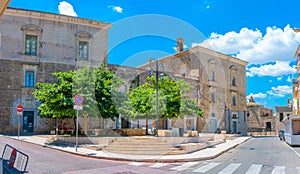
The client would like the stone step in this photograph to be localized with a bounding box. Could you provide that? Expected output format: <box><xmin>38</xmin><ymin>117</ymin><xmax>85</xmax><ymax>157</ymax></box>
<box><xmin>110</xmin><ymin>142</ymin><xmax>171</xmax><ymax>146</ymax></box>
<box><xmin>113</xmin><ymin>139</ymin><xmax>168</xmax><ymax>143</ymax></box>
<box><xmin>103</xmin><ymin>148</ymin><xmax>184</xmax><ymax>155</ymax></box>
<box><xmin>107</xmin><ymin>144</ymin><xmax>173</xmax><ymax>148</ymax></box>
<box><xmin>104</xmin><ymin>146</ymin><xmax>179</xmax><ymax>151</ymax></box>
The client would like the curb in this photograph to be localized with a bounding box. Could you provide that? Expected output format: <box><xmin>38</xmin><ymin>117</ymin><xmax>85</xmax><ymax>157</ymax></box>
<box><xmin>5</xmin><ymin>136</ymin><xmax>251</xmax><ymax>163</ymax></box>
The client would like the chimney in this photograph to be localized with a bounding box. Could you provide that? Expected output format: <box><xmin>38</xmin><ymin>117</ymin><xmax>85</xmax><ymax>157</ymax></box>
<box><xmin>176</xmin><ymin>38</ymin><xmax>184</xmax><ymax>53</ymax></box>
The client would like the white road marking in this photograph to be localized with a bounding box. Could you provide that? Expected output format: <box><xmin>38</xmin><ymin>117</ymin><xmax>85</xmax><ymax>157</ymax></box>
<box><xmin>218</xmin><ymin>163</ymin><xmax>241</xmax><ymax>174</ymax></box>
<box><xmin>296</xmin><ymin>167</ymin><xmax>300</xmax><ymax>174</ymax></box>
<box><xmin>170</xmin><ymin>162</ymin><xmax>199</xmax><ymax>171</ymax></box>
<box><xmin>272</xmin><ymin>166</ymin><xmax>285</xmax><ymax>174</ymax></box>
<box><xmin>192</xmin><ymin>162</ymin><xmax>220</xmax><ymax>173</ymax></box>
<box><xmin>245</xmin><ymin>164</ymin><xmax>263</xmax><ymax>174</ymax></box>
<box><xmin>149</xmin><ymin>163</ymin><xmax>169</xmax><ymax>168</ymax></box>
<box><xmin>129</xmin><ymin>162</ymin><xmax>144</xmax><ymax>166</ymax></box>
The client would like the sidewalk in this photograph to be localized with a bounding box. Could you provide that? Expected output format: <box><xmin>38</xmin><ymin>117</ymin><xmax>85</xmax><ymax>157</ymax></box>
<box><xmin>7</xmin><ymin>135</ymin><xmax>250</xmax><ymax>162</ymax></box>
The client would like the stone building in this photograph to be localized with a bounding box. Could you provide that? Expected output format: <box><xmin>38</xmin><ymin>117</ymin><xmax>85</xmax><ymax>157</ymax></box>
<box><xmin>0</xmin><ymin>7</ymin><xmax>248</xmax><ymax>135</ymax></box>
<box><xmin>0</xmin><ymin>7</ymin><xmax>111</xmax><ymax>133</ymax></box>
<box><xmin>275</xmin><ymin>106</ymin><xmax>292</xmax><ymax>133</ymax></box>
<box><xmin>139</xmin><ymin>39</ymin><xmax>248</xmax><ymax>135</ymax></box>
<box><xmin>247</xmin><ymin>99</ymin><xmax>275</xmax><ymax>132</ymax></box>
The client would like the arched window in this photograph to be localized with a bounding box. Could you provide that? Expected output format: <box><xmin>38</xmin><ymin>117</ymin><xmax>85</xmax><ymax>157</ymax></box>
<box><xmin>211</xmin><ymin>71</ymin><xmax>215</xmax><ymax>81</ymax></box>
<box><xmin>230</xmin><ymin>65</ymin><xmax>237</xmax><ymax>86</ymax></box>
<box><xmin>232</xmin><ymin>76</ymin><xmax>236</xmax><ymax>86</ymax></box>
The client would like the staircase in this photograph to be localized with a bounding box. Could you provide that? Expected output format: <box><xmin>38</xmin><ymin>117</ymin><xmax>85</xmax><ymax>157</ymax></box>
<box><xmin>103</xmin><ymin>137</ymin><xmax>184</xmax><ymax>155</ymax></box>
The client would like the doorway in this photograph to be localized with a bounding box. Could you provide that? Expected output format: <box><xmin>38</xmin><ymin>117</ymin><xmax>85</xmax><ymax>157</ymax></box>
<box><xmin>266</xmin><ymin>122</ymin><xmax>271</xmax><ymax>131</ymax></box>
<box><xmin>232</xmin><ymin>120</ymin><xmax>238</xmax><ymax>134</ymax></box>
<box><xmin>23</xmin><ymin>111</ymin><xmax>34</xmax><ymax>133</ymax></box>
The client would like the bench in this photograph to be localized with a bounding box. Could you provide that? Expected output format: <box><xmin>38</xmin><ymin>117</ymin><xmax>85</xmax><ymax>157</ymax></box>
<box><xmin>1</xmin><ymin>144</ymin><xmax>29</xmax><ymax>174</ymax></box>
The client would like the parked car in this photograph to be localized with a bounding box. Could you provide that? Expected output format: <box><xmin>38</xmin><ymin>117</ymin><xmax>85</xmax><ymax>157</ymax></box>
<box><xmin>279</xmin><ymin>130</ymin><xmax>285</xmax><ymax>141</ymax></box>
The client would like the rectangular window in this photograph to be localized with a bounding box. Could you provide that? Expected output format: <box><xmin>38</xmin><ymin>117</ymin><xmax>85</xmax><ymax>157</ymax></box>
<box><xmin>232</xmin><ymin>96</ymin><xmax>236</xmax><ymax>106</ymax></box>
<box><xmin>79</xmin><ymin>41</ymin><xmax>89</xmax><ymax>60</ymax></box>
<box><xmin>25</xmin><ymin>35</ymin><xmax>37</xmax><ymax>56</ymax></box>
<box><xmin>25</xmin><ymin>71</ymin><xmax>35</xmax><ymax>87</ymax></box>
<box><xmin>279</xmin><ymin>113</ymin><xmax>284</xmax><ymax>122</ymax></box>
<box><xmin>211</xmin><ymin>92</ymin><xmax>215</xmax><ymax>103</ymax></box>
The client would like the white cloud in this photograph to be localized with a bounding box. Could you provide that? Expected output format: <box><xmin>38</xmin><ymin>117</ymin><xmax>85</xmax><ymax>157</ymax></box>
<box><xmin>247</xmin><ymin>92</ymin><xmax>267</xmax><ymax>99</ymax></box>
<box><xmin>58</xmin><ymin>1</ymin><xmax>77</xmax><ymax>17</ymax></box>
<box><xmin>193</xmin><ymin>25</ymin><xmax>300</xmax><ymax>65</ymax></box>
<box><xmin>277</xmin><ymin>77</ymin><xmax>282</xmax><ymax>81</ymax></box>
<box><xmin>267</xmin><ymin>85</ymin><xmax>292</xmax><ymax>97</ymax></box>
<box><xmin>108</xmin><ymin>5</ymin><xmax>123</xmax><ymax>13</ymax></box>
<box><xmin>246</xmin><ymin>61</ymin><xmax>296</xmax><ymax>77</ymax></box>
<box><xmin>287</xmin><ymin>76</ymin><xmax>293</xmax><ymax>82</ymax></box>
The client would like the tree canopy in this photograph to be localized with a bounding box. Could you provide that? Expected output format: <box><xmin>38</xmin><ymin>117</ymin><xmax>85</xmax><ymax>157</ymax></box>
<box><xmin>33</xmin><ymin>64</ymin><xmax>119</xmax><ymax>120</ymax></box>
<box><xmin>126</xmin><ymin>75</ymin><xmax>203</xmax><ymax>120</ymax></box>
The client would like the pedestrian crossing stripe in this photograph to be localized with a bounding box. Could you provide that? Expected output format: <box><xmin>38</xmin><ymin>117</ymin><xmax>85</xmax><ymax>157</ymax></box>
<box><xmin>129</xmin><ymin>162</ymin><xmax>300</xmax><ymax>174</ymax></box>
<box><xmin>218</xmin><ymin>163</ymin><xmax>241</xmax><ymax>174</ymax></box>
<box><xmin>192</xmin><ymin>162</ymin><xmax>220</xmax><ymax>173</ymax></box>
<box><xmin>245</xmin><ymin>164</ymin><xmax>262</xmax><ymax>174</ymax></box>
<box><xmin>128</xmin><ymin>162</ymin><xmax>144</xmax><ymax>166</ymax></box>
<box><xmin>170</xmin><ymin>162</ymin><xmax>199</xmax><ymax>171</ymax></box>
<box><xmin>149</xmin><ymin>163</ymin><xmax>169</xmax><ymax>168</ymax></box>
<box><xmin>272</xmin><ymin>166</ymin><xmax>285</xmax><ymax>174</ymax></box>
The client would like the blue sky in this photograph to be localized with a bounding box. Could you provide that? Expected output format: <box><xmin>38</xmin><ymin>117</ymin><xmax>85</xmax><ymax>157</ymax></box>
<box><xmin>8</xmin><ymin>0</ymin><xmax>300</xmax><ymax>111</ymax></box>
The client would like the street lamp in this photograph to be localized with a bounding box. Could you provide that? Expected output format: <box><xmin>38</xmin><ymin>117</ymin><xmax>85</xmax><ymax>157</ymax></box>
<box><xmin>147</xmin><ymin>57</ymin><xmax>166</xmax><ymax>136</ymax></box>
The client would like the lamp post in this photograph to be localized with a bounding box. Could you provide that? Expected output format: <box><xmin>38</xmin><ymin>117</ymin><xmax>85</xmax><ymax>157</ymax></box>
<box><xmin>147</xmin><ymin>58</ymin><xmax>164</xmax><ymax>137</ymax></box>
<box><xmin>155</xmin><ymin>60</ymin><xmax>159</xmax><ymax>136</ymax></box>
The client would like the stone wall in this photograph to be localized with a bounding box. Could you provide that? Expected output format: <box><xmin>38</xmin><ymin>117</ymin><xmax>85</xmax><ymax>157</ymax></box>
<box><xmin>139</xmin><ymin>47</ymin><xmax>247</xmax><ymax>133</ymax></box>
<box><xmin>247</xmin><ymin>104</ymin><xmax>275</xmax><ymax>132</ymax></box>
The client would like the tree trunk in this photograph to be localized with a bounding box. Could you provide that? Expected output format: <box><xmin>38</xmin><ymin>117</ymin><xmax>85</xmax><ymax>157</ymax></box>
<box><xmin>83</xmin><ymin>113</ymin><xmax>88</xmax><ymax>135</ymax></box>
<box><xmin>146</xmin><ymin>117</ymin><xmax>148</xmax><ymax>135</ymax></box>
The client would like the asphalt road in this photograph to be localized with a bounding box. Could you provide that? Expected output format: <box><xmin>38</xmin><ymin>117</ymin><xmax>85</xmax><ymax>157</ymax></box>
<box><xmin>179</xmin><ymin>136</ymin><xmax>300</xmax><ymax>174</ymax></box>
<box><xmin>0</xmin><ymin>136</ymin><xmax>176</xmax><ymax>174</ymax></box>
<box><xmin>1</xmin><ymin>136</ymin><xmax>300</xmax><ymax>174</ymax></box>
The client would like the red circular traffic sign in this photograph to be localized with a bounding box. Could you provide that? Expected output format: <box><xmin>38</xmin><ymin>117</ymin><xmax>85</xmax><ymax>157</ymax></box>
<box><xmin>16</xmin><ymin>105</ymin><xmax>23</xmax><ymax>113</ymax></box>
<box><xmin>74</xmin><ymin>95</ymin><xmax>83</xmax><ymax>106</ymax></box>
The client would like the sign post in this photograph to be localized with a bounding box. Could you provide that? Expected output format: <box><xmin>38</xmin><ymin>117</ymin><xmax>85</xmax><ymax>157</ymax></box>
<box><xmin>74</xmin><ymin>95</ymin><xmax>83</xmax><ymax>152</ymax></box>
<box><xmin>16</xmin><ymin>105</ymin><xmax>23</xmax><ymax>139</ymax></box>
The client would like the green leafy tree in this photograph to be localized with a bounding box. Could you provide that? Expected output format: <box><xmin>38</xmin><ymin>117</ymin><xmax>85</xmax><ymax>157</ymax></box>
<box><xmin>33</xmin><ymin>64</ymin><xmax>120</xmax><ymax>132</ymax></box>
<box><xmin>128</xmin><ymin>75</ymin><xmax>202</xmax><ymax>131</ymax></box>
<box><xmin>33</xmin><ymin>71</ymin><xmax>74</xmax><ymax>119</ymax></box>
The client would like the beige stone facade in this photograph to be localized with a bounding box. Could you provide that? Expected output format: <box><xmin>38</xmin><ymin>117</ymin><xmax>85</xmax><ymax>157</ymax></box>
<box><xmin>0</xmin><ymin>8</ymin><xmax>111</xmax><ymax>134</ymax></box>
<box><xmin>247</xmin><ymin>101</ymin><xmax>275</xmax><ymax>132</ymax></box>
<box><xmin>275</xmin><ymin>106</ymin><xmax>292</xmax><ymax>133</ymax></box>
<box><xmin>139</xmin><ymin>45</ymin><xmax>248</xmax><ymax>135</ymax></box>
<box><xmin>0</xmin><ymin>7</ymin><xmax>248</xmax><ymax>135</ymax></box>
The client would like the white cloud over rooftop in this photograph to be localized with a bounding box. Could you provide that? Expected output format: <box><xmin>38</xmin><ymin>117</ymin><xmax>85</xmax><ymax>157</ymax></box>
<box><xmin>267</xmin><ymin>85</ymin><xmax>292</xmax><ymax>97</ymax></box>
<box><xmin>246</xmin><ymin>61</ymin><xmax>296</xmax><ymax>77</ymax></box>
<box><xmin>194</xmin><ymin>25</ymin><xmax>300</xmax><ymax>65</ymax></box>
<box><xmin>108</xmin><ymin>5</ymin><xmax>123</xmax><ymax>13</ymax></box>
<box><xmin>58</xmin><ymin>1</ymin><xmax>77</xmax><ymax>17</ymax></box>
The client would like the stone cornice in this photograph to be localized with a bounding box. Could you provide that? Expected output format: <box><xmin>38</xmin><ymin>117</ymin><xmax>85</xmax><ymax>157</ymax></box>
<box><xmin>0</xmin><ymin>0</ymin><xmax>10</xmax><ymax>17</ymax></box>
<box><xmin>4</xmin><ymin>7</ymin><xmax>112</xmax><ymax>29</ymax></box>
<box><xmin>139</xmin><ymin>45</ymin><xmax>248</xmax><ymax>68</ymax></box>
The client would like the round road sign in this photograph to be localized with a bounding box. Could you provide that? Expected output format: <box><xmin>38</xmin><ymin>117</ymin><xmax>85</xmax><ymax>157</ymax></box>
<box><xmin>16</xmin><ymin>105</ymin><xmax>23</xmax><ymax>113</ymax></box>
<box><xmin>74</xmin><ymin>95</ymin><xmax>83</xmax><ymax>106</ymax></box>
